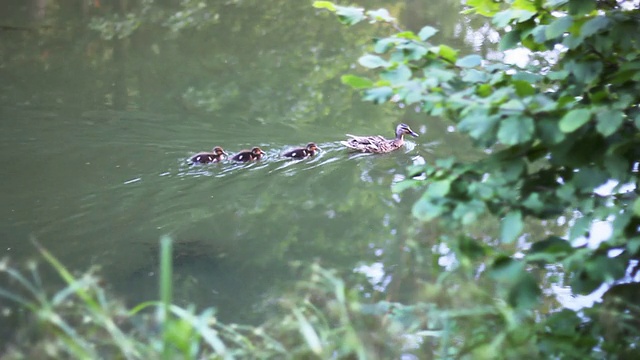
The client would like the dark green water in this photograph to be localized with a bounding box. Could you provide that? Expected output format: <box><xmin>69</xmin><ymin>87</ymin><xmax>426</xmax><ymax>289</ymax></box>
<box><xmin>0</xmin><ymin>0</ymin><xmax>481</xmax><ymax>324</ymax></box>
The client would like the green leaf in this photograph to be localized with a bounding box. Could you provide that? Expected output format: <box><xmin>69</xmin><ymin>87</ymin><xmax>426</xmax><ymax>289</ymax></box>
<box><xmin>335</xmin><ymin>5</ymin><xmax>365</xmax><ymax>25</ymax></box>
<box><xmin>366</xmin><ymin>8</ymin><xmax>394</xmax><ymax>22</ymax></box>
<box><xmin>508</xmin><ymin>273</ymin><xmax>541</xmax><ymax>309</ymax></box>
<box><xmin>513</xmin><ymin>80</ymin><xmax>535</xmax><ymax>97</ymax></box>
<box><xmin>501</xmin><ymin>211</ymin><xmax>523</xmax><ymax>243</ymax></box>
<box><xmin>537</xmin><ymin>119</ymin><xmax>566</xmax><ymax>144</ymax></box>
<box><xmin>436</xmin><ymin>45</ymin><xmax>458</xmax><ymax>63</ymax></box>
<box><xmin>312</xmin><ymin>1</ymin><xmax>336</xmax><ymax>11</ymax></box>
<box><xmin>380</xmin><ymin>64</ymin><xmax>412</xmax><ymax>84</ymax></box>
<box><xmin>341</xmin><ymin>75</ymin><xmax>373</xmax><ymax>89</ymax></box>
<box><xmin>490</xmin><ymin>256</ymin><xmax>525</xmax><ymax>281</ymax></box>
<box><xmin>528</xmin><ymin>236</ymin><xmax>573</xmax><ymax>262</ymax></box>
<box><xmin>394</xmin><ymin>32</ymin><xmax>418</xmax><ymax>41</ymax></box>
<box><xmin>568</xmin><ymin>0</ymin><xmax>596</xmax><ymax>16</ymax></box>
<box><xmin>462</xmin><ymin>69</ymin><xmax>489</xmax><ymax>83</ymax></box>
<box><xmin>412</xmin><ymin>196</ymin><xmax>444</xmax><ymax>221</ymax></box>
<box><xmin>456</xmin><ymin>54</ymin><xmax>482</xmax><ymax>68</ymax></box>
<box><xmin>392</xmin><ymin>179</ymin><xmax>422</xmax><ymax>193</ymax></box>
<box><xmin>426</xmin><ymin>180</ymin><xmax>452</xmax><ymax>198</ymax></box>
<box><xmin>569</xmin><ymin>215</ymin><xmax>591</xmax><ymax>241</ymax></box>
<box><xmin>581</xmin><ymin>16</ymin><xmax>609</xmax><ymax>38</ymax></box>
<box><xmin>358</xmin><ymin>54</ymin><xmax>389</xmax><ymax>69</ymax></box>
<box><xmin>559</xmin><ymin>109</ymin><xmax>591</xmax><ymax>133</ymax></box>
<box><xmin>595</xmin><ymin>109</ymin><xmax>624</xmax><ymax>137</ymax></box>
<box><xmin>513</xmin><ymin>0</ymin><xmax>537</xmax><ymax>12</ymax></box>
<box><xmin>374</xmin><ymin>38</ymin><xmax>397</xmax><ymax>54</ymax></box>
<box><xmin>545</xmin><ymin>16</ymin><xmax>573</xmax><ymax>39</ymax></box>
<box><xmin>418</xmin><ymin>26</ymin><xmax>438</xmax><ymax>41</ymax></box>
<box><xmin>493</xmin><ymin>9</ymin><xmax>535</xmax><ymax>27</ymax></box>
<box><xmin>458</xmin><ymin>112</ymin><xmax>499</xmax><ymax>145</ymax></box>
<box><xmin>497</xmin><ymin>116</ymin><xmax>535</xmax><ymax>145</ymax></box>
<box><xmin>499</xmin><ymin>31</ymin><xmax>521</xmax><ymax>50</ymax></box>
<box><xmin>363</xmin><ymin>87</ymin><xmax>393</xmax><ymax>104</ymax></box>
<box><xmin>567</xmin><ymin>60</ymin><xmax>602</xmax><ymax>84</ymax></box>
<box><xmin>466</xmin><ymin>0</ymin><xmax>501</xmax><ymax>16</ymax></box>
<box><xmin>633</xmin><ymin>198</ymin><xmax>640</xmax><ymax>217</ymax></box>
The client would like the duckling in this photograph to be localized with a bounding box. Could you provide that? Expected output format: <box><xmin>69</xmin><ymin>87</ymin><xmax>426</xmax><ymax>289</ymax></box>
<box><xmin>283</xmin><ymin>143</ymin><xmax>320</xmax><ymax>159</ymax></box>
<box><xmin>189</xmin><ymin>146</ymin><xmax>227</xmax><ymax>164</ymax></box>
<box><xmin>232</xmin><ymin>147</ymin><xmax>265</xmax><ymax>162</ymax></box>
<box><xmin>341</xmin><ymin>123</ymin><xmax>418</xmax><ymax>153</ymax></box>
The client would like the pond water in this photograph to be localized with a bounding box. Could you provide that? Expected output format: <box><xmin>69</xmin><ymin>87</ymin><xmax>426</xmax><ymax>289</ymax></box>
<box><xmin>0</xmin><ymin>0</ymin><xmax>482</xmax><ymax>327</ymax></box>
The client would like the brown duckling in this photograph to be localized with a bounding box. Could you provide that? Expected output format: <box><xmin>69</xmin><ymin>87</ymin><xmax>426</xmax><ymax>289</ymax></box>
<box><xmin>232</xmin><ymin>147</ymin><xmax>266</xmax><ymax>162</ymax></box>
<box><xmin>189</xmin><ymin>146</ymin><xmax>228</xmax><ymax>164</ymax></box>
<box><xmin>283</xmin><ymin>143</ymin><xmax>320</xmax><ymax>159</ymax></box>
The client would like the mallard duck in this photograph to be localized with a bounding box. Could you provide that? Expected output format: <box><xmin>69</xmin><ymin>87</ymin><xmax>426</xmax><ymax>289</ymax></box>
<box><xmin>283</xmin><ymin>143</ymin><xmax>320</xmax><ymax>159</ymax></box>
<box><xmin>189</xmin><ymin>146</ymin><xmax>228</xmax><ymax>164</ymax></box>
<box><xmin>341</xmin><ymin>123</ymin><xmax>418</xmax><ymax>153</ymax></box>
<box><xmin>232</xmin><ymin>147</ymin><xmax>266</xmax><ymax>162</ymax></box>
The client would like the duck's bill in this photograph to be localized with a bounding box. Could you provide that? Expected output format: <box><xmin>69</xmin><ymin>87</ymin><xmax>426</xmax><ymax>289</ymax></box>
<box><xmin>409</xmin><ymin>130</ymin><xmax>419</xmax><ymax>137</ymax></box>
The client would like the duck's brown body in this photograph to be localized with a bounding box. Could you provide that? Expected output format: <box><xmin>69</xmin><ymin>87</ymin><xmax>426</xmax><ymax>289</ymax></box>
<box><xmin>232</xmin><ymin>147</ymin><xmax>265</xmax><ymax>162</ymax></box>
<box><xmin>283</xmin><ymin>143</ymin><xmax>320</xmax><ymax>159</ymax></box>
<box><xmin>341</xmin><ymin>123</ymin><xmax>418</xmax><ymax>153</ymax></box>
<box><xmin>189</xmin><ymin>146</ymin><xmax>227</xmax><ymax>164</ymax></box>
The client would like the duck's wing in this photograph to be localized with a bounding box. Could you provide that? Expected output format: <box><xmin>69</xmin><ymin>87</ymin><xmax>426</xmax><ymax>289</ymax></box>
<box><xmin>345</xmin><ymin>134</ymin><xmax>385</xmax><ymax>144</ymax></box>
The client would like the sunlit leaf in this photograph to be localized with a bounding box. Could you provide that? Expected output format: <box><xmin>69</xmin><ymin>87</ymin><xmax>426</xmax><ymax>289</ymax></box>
<box><xmin>335</xmin><ymin>5</ymin><xmax>365</xmax><ymax>25</ymax></box>
<box><xmin>312</xmin><ymin>1</ymin><xmax>336</xmax><ymax>11</ymax></box>
<box><xmin>559</xmin><ymin>109</ymin><xmax>591</xmax><ymax>133</ymax></box>
<box><xmin>466</xmin><ymin>0</ymin><xmax>501</xmax><ymax>16</ymax></box>
<box><xmin>358</xmin><ymin>54</ymin><xmax>389</xmax><ymax>69</ymax></box>
<box><xmin>500</xmin><ymin>211</ymin><xmax>523</xmax><ymax>243</ymax></box>
<box><xmin>436</xmin><ymin>45</ymin><xmax>458</xmax><ymax>63</ymax></box>
<box><xmin>366</xmin><ymin>8</ymin><xmax>394</xmax><ymax>22</ymax></box>
<box><xmin>418</xmin><ymin>26</ymin><xmax>438</xmax><ymax>41</ymax></box>
<box><xmin>341</xmin><ymin>75</ymin><xmax>373</xmax><ymax>89</ymax></box>
<box><xmin>513</xmin><ymin>80</ymin><xmax>535</xmax><ymax>97</ymax></box>
<box><xmin>456</xmin><ymin>54</ymin><xmax>482</xmax><ymax>68</ymax></box>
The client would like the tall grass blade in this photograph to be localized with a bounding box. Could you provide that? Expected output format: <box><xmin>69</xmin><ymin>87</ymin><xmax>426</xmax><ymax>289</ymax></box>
<box><xmin>292</xmin><ymin>307</ymin><xmax>323</xmax><ymax>355</ymax></box>
<box><xmin>159</xmin><ymin>236</ymin><xmax>173</xmax><ymax>360</ymax></box>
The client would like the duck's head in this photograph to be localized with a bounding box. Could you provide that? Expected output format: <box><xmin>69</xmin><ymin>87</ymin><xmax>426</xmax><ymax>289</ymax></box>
<box><xmin>251</xmin><ymin>147</ymin><xmax>266</xmax><ymax>156</ymax></box>
<box><xmin>397</xmin><ymin>123</ymin><xmax>419</xmax><ymax>137</ymax></box>
<box><xmin>306</xmin><ymin>143</ymin><xmax>320</xmax><ymax>153</ymax></box>
<box><xmin>213</xmin><ymin>146</ymin><xmax>228</xmax><ymax>156</ymax></box>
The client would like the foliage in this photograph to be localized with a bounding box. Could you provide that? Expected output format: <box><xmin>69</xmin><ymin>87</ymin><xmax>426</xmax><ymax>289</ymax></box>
<box><xmin>315</xmin><ymin>0</ymin><xmax>640</xmax><ymax>357</ymax></box>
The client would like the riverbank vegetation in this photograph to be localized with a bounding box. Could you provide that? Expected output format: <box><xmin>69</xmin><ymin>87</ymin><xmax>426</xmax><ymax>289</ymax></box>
<box><xmin>3</xmin><ymin>0</ymin><xmax>640</xmax><ymax>358</ymax></box>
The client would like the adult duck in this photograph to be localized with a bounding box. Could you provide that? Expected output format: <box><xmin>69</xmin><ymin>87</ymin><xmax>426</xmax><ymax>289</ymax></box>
<box><xmin>232</xmin><ymin>147</ymin><xmax>266</xmax><ymax>162</ymax></box>
<box><xmin>283</xmin><ymin>143</ymin><xmax>320</xmax><ymax>159</ymax></box>
<box><xmin>341</xmin><ymin>123</ymin><xmax>418</xmax><ymax>153</ymax></box>
<box><xmin>189</xmin><ymin>146</ymin><xmax>227</xmax><ymax>164</ymax></box>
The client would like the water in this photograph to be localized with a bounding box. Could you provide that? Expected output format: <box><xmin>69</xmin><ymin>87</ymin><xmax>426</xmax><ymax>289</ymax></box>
<box><xmin>0</xmin><ymin>0</ymin><xmax>479</xmax><ymax>326</ymax></box>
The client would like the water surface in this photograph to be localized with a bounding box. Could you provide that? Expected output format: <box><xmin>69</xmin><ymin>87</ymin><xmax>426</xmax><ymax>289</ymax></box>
<box><xmin>0</xmin><ymin>0</ymin><xmax>480</xmax><ymax>325</ymax></box>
